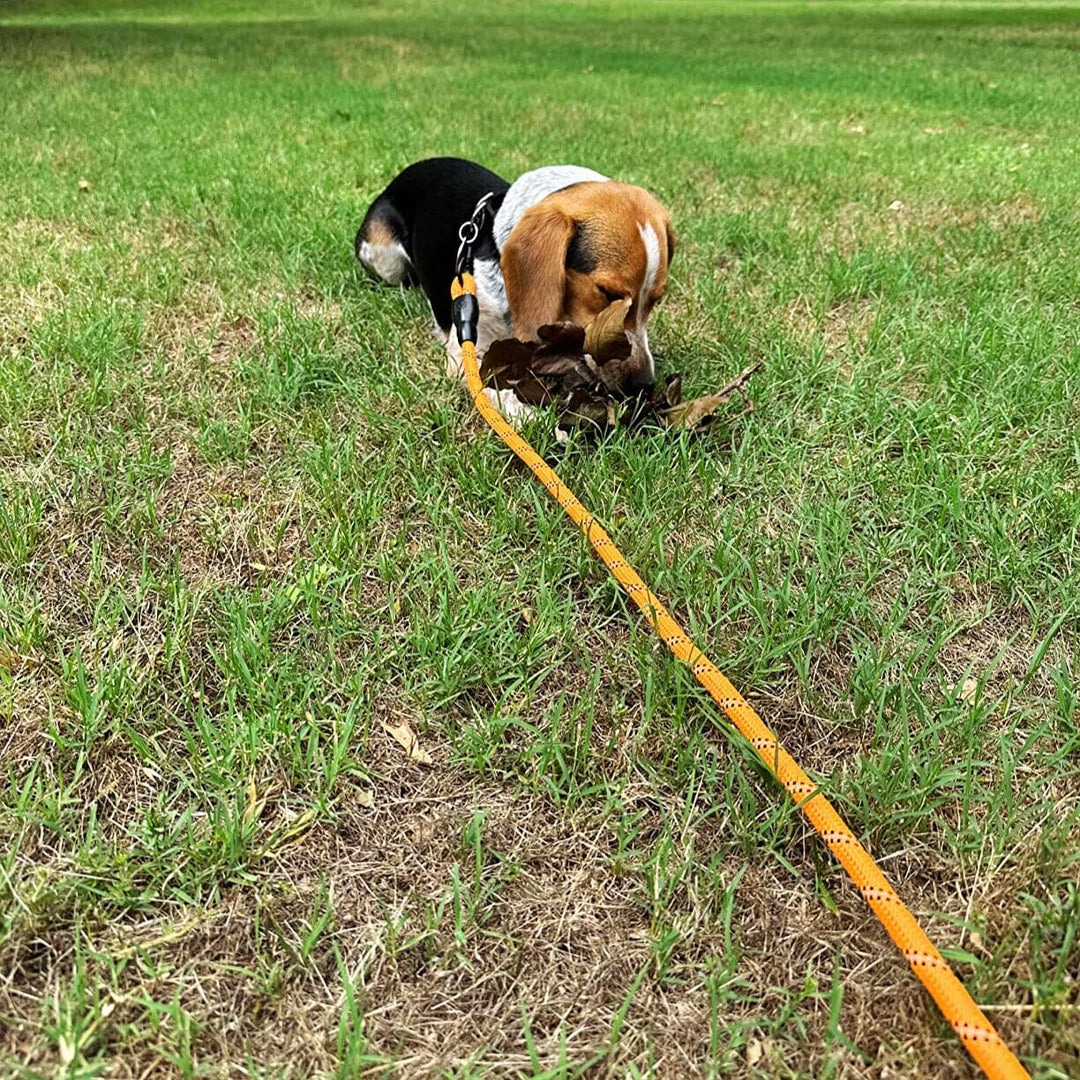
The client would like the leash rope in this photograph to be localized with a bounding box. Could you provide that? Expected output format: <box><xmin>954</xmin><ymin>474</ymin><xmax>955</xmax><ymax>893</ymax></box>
<box><xmin>451</xmin><ymin>272</ymin><xmax>1032</xmax><ymax>1080</ymax></box>
<box><xmin>448</xmin><ymin>253</ymin><xmax>1028</xmax><ymax>1080</ymax></box>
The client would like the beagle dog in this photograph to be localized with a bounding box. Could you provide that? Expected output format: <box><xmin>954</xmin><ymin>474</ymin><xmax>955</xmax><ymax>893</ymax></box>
<box><xmin>356</xmin><ymin>157</ymin><xmax>674</xmax><ymax>420</ymax></box>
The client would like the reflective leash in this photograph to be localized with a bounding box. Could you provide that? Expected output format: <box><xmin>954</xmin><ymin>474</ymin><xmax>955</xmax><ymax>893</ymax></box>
<box><xmin>449</xmin><ymin>199</ymin><xmax>1029</xmax><ymax>1080</ymax></box>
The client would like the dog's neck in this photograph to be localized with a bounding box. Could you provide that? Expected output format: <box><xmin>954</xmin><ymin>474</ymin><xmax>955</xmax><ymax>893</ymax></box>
<box><xmin>493</xmin><ymin>165</ymin><xmax>609</xmax><ymax>252</ymax></box>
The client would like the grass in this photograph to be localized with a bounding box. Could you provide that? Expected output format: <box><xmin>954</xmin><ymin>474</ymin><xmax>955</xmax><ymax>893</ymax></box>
<box><xmin>1</xmin><ymin>0</ymin><xmax>1079</xmax><ymax>1076</ymax></box>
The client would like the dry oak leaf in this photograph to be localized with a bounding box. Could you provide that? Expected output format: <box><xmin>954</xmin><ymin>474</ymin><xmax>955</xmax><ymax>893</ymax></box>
<box><xmin>583</xmin><ymin>297</ymin><xmax>632</xmax><ymax>362</ymax></box>
<box><xmin>380</xmin><ymin>717</ymin><xmax>433</xmax><ymax>765</ymax></box>
<box><xmin>479</xmin><ymin>337</ymin><xmax>553</xmax><ymax>405</ymax></box>
<box><xmin>659</xmin><ymin>362</ymin><xmax>760</xmax><ymax>432</ymax></box>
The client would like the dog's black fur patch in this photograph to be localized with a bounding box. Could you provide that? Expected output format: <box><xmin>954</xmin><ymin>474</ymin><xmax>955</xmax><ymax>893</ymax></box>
<box><xmin>565</xmin><ymin>223</ymin><xmax>598</xmax><ymax>275</ymax></box>
<box><xmin>357</xmin><ymin>157</ymin><xmax>509</xmax><ymax>330</ymax></box>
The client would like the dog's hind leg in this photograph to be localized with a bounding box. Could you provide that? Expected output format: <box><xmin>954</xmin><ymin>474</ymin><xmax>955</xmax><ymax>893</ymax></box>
<box><xmin>356</xmin><ymin>203</ymin><xmax>414</xmax><ymax>285</ymax></box>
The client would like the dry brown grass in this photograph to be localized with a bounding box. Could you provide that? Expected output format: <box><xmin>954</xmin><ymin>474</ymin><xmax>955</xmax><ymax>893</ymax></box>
<box><xmin>816</xmin><ymin>193</ymin><xmax>1042</xmax><ymax>257</ymax></box>
<box><xmin>3</xmin><ymin>752</ymin><xmax>1035</xmax><ymax>1079</ymax></box>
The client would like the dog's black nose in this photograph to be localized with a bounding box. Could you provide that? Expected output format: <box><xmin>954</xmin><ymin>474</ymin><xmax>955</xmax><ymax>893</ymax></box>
<box><xmin>626</xmin><ymin>374</ymin><xmax>656</xmax><ymax>396</ymax></box>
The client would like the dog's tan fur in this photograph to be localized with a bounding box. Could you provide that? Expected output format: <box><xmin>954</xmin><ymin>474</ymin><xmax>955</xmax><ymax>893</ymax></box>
<box><xmin>501</xmin><ymin>181</ymin><xmax>673</xmax><ymax>387</ymax></box>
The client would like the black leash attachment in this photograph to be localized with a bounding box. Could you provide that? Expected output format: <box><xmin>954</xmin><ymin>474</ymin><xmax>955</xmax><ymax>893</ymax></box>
<box><xmin>452</xmin><ymin>192</ymin><xmax>494</xmax><ymax>345</ymax></box>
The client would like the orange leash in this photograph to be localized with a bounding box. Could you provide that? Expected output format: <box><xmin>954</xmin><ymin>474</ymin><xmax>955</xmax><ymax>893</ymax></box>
<box><xmin>450</xmin><ymin>270</ymin><xmax>1029</xmax><ymax>1080</ymax></box>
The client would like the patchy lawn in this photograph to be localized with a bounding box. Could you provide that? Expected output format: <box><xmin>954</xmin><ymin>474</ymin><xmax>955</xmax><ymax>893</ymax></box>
<box><xmin>0</xmin><ymin>1</ymin><xmax>1078</xmax><ymax>1077</ymax></box>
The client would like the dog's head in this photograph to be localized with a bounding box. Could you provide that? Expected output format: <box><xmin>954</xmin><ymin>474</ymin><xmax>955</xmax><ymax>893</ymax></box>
<box><xmin>500</xmin><ymin>181</ymin><xmax>674</xmax><ymax>391</ymax></box>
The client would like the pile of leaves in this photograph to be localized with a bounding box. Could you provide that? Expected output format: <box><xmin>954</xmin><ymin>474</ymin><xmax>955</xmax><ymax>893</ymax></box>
<box><xmin>479</xmin><ymin>298</ymin><xmax>759</xmax><ymax>435</ymax></box>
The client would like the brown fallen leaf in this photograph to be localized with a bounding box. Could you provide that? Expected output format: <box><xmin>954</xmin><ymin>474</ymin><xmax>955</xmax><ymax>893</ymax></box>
<box><xmin>0</xmin><ymin>650</ymin><xmax>41</xmax><ymax>674</ymax></box>
<box><xmin>583</xmin><ymin>298</ymin><xmax>632</xmax><ymax>362</ymax></box>
<box><xmin>380</xmin><ymin>717</ymin><xmax>433</xmax><ymax>765</ymax></box>
<box><xmin>660</xmin><ymin>391</ymin><xmax>733</xmax><ymax>431</ymax></box>
<box><xmin>662</xmin><ymin>373</ymin><xmax>682</xmax><ymax>407</ymax></box>
<box><xmin>559</xmin><ymin>387</ymin><xmax>612</xmax><ymax>431</ymax></box>
<box><xmin>746</xmin><ymin>1037</ymin><xmax>764</xmax><ymax>1066</ymax></box>
<box><xmin>959</xmin><ymin>676</ymin><xmax>978</xmax><ymax>703</ymax></box>
<box><xmin>77</xmin><ymin>178</ymin><xmax>92</xmax><ymax>191</ymax></box>
<box><xmin>480</xmin><ymin>311</ymin><xmax>628</xmax><ymax>418</ymax></box>
<box><xmin>536</xmin><ymin>321</ymin><xmax>586</xmax><ymax>355</ymax></box>
<box><xmin>479</xmin><ymin>312</ymin><xmax>759</xmax><ymax>436</ymax></box>
<box><xmin>533</xmin><ymin>352</ymin><xmax>590</xmax><ymax>380</ymax></box>
<box><xmin>479</xmin><ymin>337</ymin><xmax>554</xmax><ymax>405</ymax></box>
<box><xmin>659</xmin><ymin>362</ymin><xmax>761</xmax><ymax>432</ymax></box>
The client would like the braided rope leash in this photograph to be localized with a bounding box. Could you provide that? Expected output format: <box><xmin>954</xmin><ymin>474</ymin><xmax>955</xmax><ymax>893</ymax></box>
<box><xmin>450</xmin><ymin>269</ymin><xmax>1029</xmax><ymax>1080</ymax></box>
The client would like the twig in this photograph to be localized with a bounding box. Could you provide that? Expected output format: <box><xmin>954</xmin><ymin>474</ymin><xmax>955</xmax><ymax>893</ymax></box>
<box><xmin>705</xmin><ymin>360</ymin><xmax>762</xmax><ymax>419</ymax></box>
<box><xmin>717</xmin><ymin>360</ymin><xmax>762</xmax><ymax>414</ymax></box>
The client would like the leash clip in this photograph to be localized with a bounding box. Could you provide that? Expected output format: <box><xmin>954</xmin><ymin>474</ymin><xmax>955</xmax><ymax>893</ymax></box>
<box><xmin>453</xmin><ymin>191</ymin><xmax>494</xmax><ymax>343</ymax></box>
<box><xmin>455</xmin><ymin>191</ymin><xmax>495</xmax><ymax>277</ymax></box>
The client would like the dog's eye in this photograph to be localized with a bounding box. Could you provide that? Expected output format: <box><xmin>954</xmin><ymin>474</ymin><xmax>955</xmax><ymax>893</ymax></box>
<box><xmin>598</xmin><ymin>286</ymin><xmax>623</xmax><ymax>304</ymax></box>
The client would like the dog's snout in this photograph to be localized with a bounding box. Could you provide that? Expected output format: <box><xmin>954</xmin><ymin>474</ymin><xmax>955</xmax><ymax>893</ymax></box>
<box><xmin>625</xmin><ymin>338</ymin><xmax>655</xmax><ymax>395</ymax></box>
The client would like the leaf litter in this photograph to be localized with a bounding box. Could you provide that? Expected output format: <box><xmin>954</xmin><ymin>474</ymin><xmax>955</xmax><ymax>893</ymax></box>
<box><xmin>479</xmin><ymin>300</ymin><xmax>760</xmax><ymax>436</ymax></box>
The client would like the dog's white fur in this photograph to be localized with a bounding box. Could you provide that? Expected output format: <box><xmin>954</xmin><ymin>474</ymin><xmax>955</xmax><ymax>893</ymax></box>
<box><xmin>492</xmin><ymin>165</ymin><xmax>608</xmax><ymax>250</ymax></box>
<box><xmin>631</xmin><ymin>220</ymin><xmax>661</xmax><ymax>386</ymax></box>
<box><xmin>357</xmin><ymin>238</ymin><xmax>412</xmax><ymax>286</ymax></box>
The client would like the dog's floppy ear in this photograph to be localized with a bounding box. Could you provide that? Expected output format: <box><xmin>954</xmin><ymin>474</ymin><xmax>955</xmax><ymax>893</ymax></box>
<box><xmin>501</xmin><ymin>202</ymin><xmax>575</xmax><ymax>341</ymax></box>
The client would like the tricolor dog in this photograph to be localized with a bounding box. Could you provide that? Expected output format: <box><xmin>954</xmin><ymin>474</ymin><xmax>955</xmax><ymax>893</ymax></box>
<box><xmin>356</xmin><ymin>157</ymin><xmax>674</xmax><ymax>420</ymax></box>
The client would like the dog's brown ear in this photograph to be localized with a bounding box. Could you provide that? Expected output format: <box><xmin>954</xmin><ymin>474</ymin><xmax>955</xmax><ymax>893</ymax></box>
<box><xmin>664</xmin><ymin>217</ymin><xmax>676</xmax><ymax>264</ymax></box>
<box><xmin>501</xmin><ymin>202</ymin><xmax>575</xmax><ymax>341</ymax></box>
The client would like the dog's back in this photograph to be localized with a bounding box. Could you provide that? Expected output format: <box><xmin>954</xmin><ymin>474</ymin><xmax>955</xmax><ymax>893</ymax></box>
<box><xmin>356</xmin><ymin>157</ymin><xmax>509</xmax><ymax>329</ymax></box>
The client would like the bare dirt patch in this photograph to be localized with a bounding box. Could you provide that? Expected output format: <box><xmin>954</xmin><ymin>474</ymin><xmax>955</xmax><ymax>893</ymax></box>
<box><xmin>3</xmin><ymin>753</ymin><xmax>1028</xmax><ymax>1079</ymax></box>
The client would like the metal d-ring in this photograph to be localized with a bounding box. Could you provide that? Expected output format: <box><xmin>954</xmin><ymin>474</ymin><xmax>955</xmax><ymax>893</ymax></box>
<box><xmin>455</xmin><ymin>191</ymin><xmax>495</xmax><ymax>276</ymax></box>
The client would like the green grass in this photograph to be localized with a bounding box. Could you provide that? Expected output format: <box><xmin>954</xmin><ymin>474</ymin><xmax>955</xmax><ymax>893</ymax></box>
<box><xmin>1</xmin><ymin>0</ymin><xmax>1079</xmax><ymax>1076</ymax></box>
